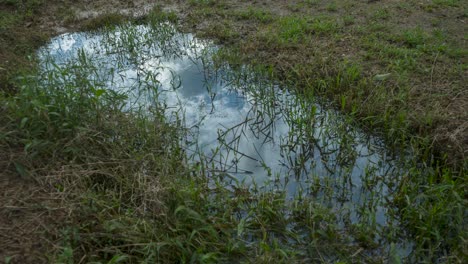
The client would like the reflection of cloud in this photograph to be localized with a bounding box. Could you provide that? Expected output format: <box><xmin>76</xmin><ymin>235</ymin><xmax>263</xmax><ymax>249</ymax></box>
<box><xmin>51</xmin><ymin>33</ymin><xmax>76</xmax><ymax>52</ymax></box>
<box><xmin>39</xmin><ymin>24</ymin><xmax>406</xmax><ymax>228</ymax></box>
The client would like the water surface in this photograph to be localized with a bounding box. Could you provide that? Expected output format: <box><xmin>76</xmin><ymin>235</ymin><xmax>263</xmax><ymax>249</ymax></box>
<box><xmin>38</xmin><ymin>23</ymin><xmax>411</xmax><ymax>256</ymax></box>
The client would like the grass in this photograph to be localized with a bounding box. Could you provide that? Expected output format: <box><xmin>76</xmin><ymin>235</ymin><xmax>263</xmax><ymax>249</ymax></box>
<box><xmin>0</xmin><ymin>43</ymin><xmax>393</xmax><ymax>261</ymax></box>
<box><xmin>234</xmin><ymin>8</ymin><xmax>274</xmax><ymax>24</ymax></box>
<box><xmin>81</xmin><ymin>13</ymin><xmax>128</xmax><ymax>31</ymax></box>
<box><xmin>0</xmin><ymin>0</ymin><xmax>41</xmax><ymax>83</ymax></box>
<box><xmin>432</xmin><ymin>0</ymin><xmax>462</xmax><ymax>7</ymax></box>
<box><xmin>0</xmin><ymin>0</ymin><xmax>466</xmax><ymax>263</ymax></box>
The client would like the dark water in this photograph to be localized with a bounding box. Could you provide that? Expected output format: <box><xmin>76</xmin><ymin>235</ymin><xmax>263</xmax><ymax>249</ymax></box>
<box><xmin>38</xmin><ymin>23</ymin><xmax>412</xmax><ymax>256</ymax></box>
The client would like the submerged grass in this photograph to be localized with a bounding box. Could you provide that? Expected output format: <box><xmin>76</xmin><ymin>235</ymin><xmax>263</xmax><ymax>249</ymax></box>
<box><xmin>185</xmin><ymin>0</ymin><xmax>466</xmax><ymax>164</ymax></box>
<box><xmin>0</xmin><ymin>52</ymin><xmax>386</xmax><ymax>262</ymax></box>
<box><xmin>179</xmin><ymin>7</ymin><xmax>467</xmax><ymax>261</ymax></box>
<box><xmin>0</xmin><ymin>1</ymin><xmax>467</xmax><ymax>263</ymax></box>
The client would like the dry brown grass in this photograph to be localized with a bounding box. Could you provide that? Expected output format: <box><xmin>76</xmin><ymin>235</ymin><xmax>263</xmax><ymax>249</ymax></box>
<box><xmin>0</xmin><ymin>167</ymin><xmax>66</xmax><ymax>263</ymax></box>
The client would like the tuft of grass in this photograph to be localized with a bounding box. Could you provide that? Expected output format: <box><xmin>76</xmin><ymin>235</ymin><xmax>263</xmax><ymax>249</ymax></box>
<box><xmin>0</xmin><ymin>10</ymin><xmax>20</xmax><ymax>29</ymax></box>
<box><xmin>302</xmin><ymin>0</ymin><xmax>320</xmax><ymax>7</ymax></box>
<box><xmin>200</xmin><ymin>19</ymin><xmax>239</xmax><ymax>43</ymax></box>
<box><xmin>147</xmin><ymin>6</ymin><xmax>178</xmax><ymax>24</ymax></box>
<box><xmin>310</xmin><ymin>17</ymin><xmax>341</xmax><ymax>35</ymax></box>
<box><xmin>276</xmin><ymin>16</ymin><xmax>309</xmax><ymax>43</ymax></box>
<box><xmin>400</xmin><ymin>27</ymin><xmax>430</xmax><ymax>48</ymax></box>
<box><xmin>234</xmin><ymin>8</ymin><xmax>274</xmax><ymax>24</ymax></box>
<box><xmin>188</xmin><ymin>0</ymin><xmax>222</xmax><ymax>7</ymax></box>
<box><xmin>343</xmin><ymin>14</ymin><xmax>355</xmax><ymax>26</ymax></box>
<box><xmin>372</xmin><ymin>8</ymin><xmax>391</xmax><ymax>21</ymax></box>
<box><xmin>395</xmin><ymin>165</ymin><xmax>467</xmax><ymax>263</ymax></box>
<box><xmin>431</xmin><ymin>0</ymin><xmax>461</xmax><ymax>7</ymax></box>
<box><xmin>81</xmin><ymin>13</ymin><xmax>128</xmax><ymax>31</ymax></box>
<box><xmin>261</xmin><ymin>15</ymin><xmax>340</xmax><ymax>46</ymax></box>
<box><xmin>326</xmin><ymin>2</ymin><xmax>338</xmax><ymax>12</ymax></box>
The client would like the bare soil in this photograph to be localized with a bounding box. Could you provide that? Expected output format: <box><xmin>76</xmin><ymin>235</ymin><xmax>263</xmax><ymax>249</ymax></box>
<box><xmin>0</xmin><ymin>150</ymin><xmax>66</xmax><ymax>263</ymax></box>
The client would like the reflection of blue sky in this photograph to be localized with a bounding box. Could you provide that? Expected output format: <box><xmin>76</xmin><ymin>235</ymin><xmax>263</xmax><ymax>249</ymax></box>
<box><xmin>38</xmin><ymin>24</ymin><xmax>408</xmax><ymax>229</ymax></box>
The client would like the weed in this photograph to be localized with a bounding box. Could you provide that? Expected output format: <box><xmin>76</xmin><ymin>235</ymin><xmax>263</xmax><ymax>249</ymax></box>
<box><xmin>326</xmin><ymin>2</ymin><xmax>338</xmax><ymax>12</ymax></box>
<box><xmin>343</xmin><ymin>15</ymin><xmax>355</xmax><ymax>26</ymax></box>
<box><xmin>400</xmin><ymin>27</ymin><xmax>430</xmax><ymax>48</ymax></box>
<box><xmin>188</xmin><ymin>0</ymin><xmax>220</xmax><ymax>7</ymax></box>
<box><xmin>147</xmin><ymin>6</ymin><xmax>178</xmax><ymax>25</ymax></box>
<box><xmin>372</xmin><ymin>8</ymin><xmax>391</xmax><ymax>21</ymax></box>
<box><xmin>81</xmin><ymin>13</ymin><xmax>128</xmax><ymax>31</ymax></box>
<box><xmin>310</xmin><ymin>17</ymin><xmax>340</xmax><ymax>35</ymax></box>
<box><xmin>277</xmin><ymin>16</ymin><xmax>309</xmax><ymax>43</ymax></box>
<box><xmin>432</xmin><ymin>0</ymin><xmax>461</xmax><ymax>7</ymax></box>
<box><xmin>234</xmin><ymin>8</ymin><xmax>274</xmax><ymax>24</ymax></box>
<box><xmin>302</xmin><ymin>0</ymin><xmax>320</xmax><ymax>7</ymax></box>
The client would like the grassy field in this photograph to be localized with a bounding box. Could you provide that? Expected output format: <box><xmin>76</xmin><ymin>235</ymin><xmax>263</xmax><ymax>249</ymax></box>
<box><xmin>0</xmin><ymin>0</ymin><xmax>466</xmax><ymax>263</ymax></box>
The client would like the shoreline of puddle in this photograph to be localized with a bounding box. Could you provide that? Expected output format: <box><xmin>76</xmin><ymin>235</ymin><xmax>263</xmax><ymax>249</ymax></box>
<box><xmin>38</xmin><ymin>23</ymin><xmax>414</xmax><ymax>258</ymax></box>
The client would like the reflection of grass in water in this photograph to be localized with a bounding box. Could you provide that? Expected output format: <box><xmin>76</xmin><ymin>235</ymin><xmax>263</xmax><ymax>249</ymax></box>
<box><xmin>2</xmin><ymin>11</ymin><xmax>466</xmax><ymax>264</ymax></box>
<box><xmin>210</xmin><ymin>43</ymin><xmax>466</xmax><ymax>261</ymax></box>
<box><xmin>26</xmin><ymin>22</ymin><xmax>394</xmax><ymax>262</ymax></box>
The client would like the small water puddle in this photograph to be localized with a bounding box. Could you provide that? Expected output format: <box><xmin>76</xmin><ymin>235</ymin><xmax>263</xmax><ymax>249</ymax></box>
<box><xmin>38</xmin><ymin>23</ymin><xmax>413</xmax><ymax>258</ymax></box>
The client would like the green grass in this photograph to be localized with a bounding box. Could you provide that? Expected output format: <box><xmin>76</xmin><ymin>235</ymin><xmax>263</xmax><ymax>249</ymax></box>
<box><xmin>395</xmin><ymin>164</ymin><xmax>467</xmax><ymax>262</ymax></box>
<box><xmin>188</xmin><ymin>0</ymin><xmax>224</xmax><ymax>8</ymax></box>
<box><xmin>326</xmin><ymin>2</ymin><xmax>338</xmax><ymax>12</ymax></box>
<box><xmin>0</xmin><ymin>10</ymin><xmax>20</xmax><ymax>29</ymax></box>
<box><xmin>371</xmin><ymin>8</ymin><xmax>391</xmax><ymax>21</ymax></box>
<box><xmin>81</xmin><ymin>13</ymin><xmax>129</xmax><ymax>31</ymax></box>
<box><xmin>261</xmin><ymin>16</ymin><xmax>340</xmax><ymax>46</ymax></box>
<box><xmin>234</xmin><ymin>8</ymin><xmax>274</xmax><ymax>24</ymax></box>
<box><xmin>432</xmin><ymin>0</ymin><xmax>462</xmax><ymax>7</ymax></box>
<box><xmin>147</xmin><ymin>6</ymin><xmax>178</xmax><ymax>24</ymax></box>
<box><xmin>276</xmin><ymin>16</ymin><xmax>309</xmax><ymax>43</ymax></box>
